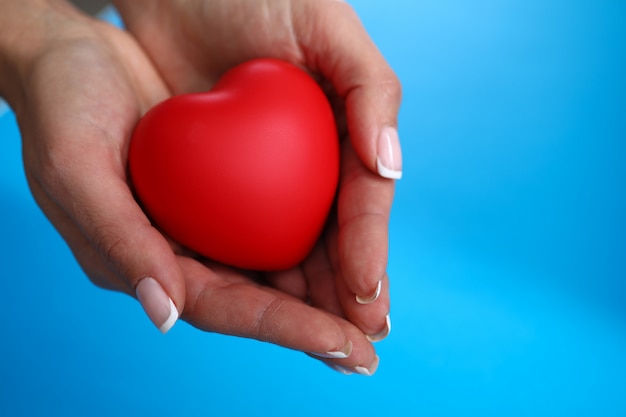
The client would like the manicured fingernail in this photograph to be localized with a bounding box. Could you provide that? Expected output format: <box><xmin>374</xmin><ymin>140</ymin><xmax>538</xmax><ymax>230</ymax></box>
<box><xmin>377</xmin><ymin>126</ymin><xmax>402</xmax><ymax>179</ymax></box>
<box><xmin>354</xmin><ymin>355</ymin><xmax>380</xmax><ymax>377</ymax></box>
<box><xmin>310</xmin><ymin>340</ymin><xmax>353</xmax><ymax>359</ymax></box>
<box><xmin>135</xmin><ymin>277</ymin><xmax>178</xmax><ymax>334</ymax></box>
<box><xmin>366</xmin><ymin>314</ymin><xmax>392</xmax><ymax>343</ymax></box>
<box><xmin>325</xmin><ymin>363</ymin><xmax>354</xmax><ymax>375</ymax></box>
<box><xmin>356</xmin><ymin>280</ymin><xmax>382</xmax><ymax>305</ymax></box>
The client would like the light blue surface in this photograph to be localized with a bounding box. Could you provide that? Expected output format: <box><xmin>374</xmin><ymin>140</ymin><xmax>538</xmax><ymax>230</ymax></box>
<box><xmin>1</xmin><ymin>1</ymin><xmax>625</xmax><ymax>416</ymax></box>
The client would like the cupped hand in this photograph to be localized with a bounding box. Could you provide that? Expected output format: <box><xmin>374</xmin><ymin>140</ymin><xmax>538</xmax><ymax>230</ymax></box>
<box><xmin>0</xmin><ymin>0</ymin><xmax>380</xmax><ymax>374</ymax></box>
<box><xmin>113</xmin><ymin>0</ymin><xmax>403</xmax><ymax>363</ymax></box>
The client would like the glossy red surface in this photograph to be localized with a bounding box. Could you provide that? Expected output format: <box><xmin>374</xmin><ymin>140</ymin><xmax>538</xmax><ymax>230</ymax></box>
<box><xmin>129</xmin><ymin>59</ymin><xmax>339</xmax><ymax>270</ymax></box>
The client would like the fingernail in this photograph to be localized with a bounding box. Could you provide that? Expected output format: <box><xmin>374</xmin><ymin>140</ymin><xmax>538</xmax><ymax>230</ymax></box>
<box><xmin>325</xmin><ymin>363</ymin><xmax>354</xmax><ymax>375</ymax></box>
<box><xmin>354</xmin><ymin>355</ymin><xmax>380</xmax><ymax>377</ymax></box>
<box><xmin>356</xmin><ymin>280</ymin><xmax>382</xmax><ymax>305</ymax></box>
<box><xmin>136</xmin><ymin>277</ymin><xmax>178</xmax><ymax>334</ymax></box>
<box><xmin>366</xmin><ymin>314</ymin><xmax>392</xmax><ymax>343</ymax></box>
<box><xmin>310</xmin><ymin>340</ymin><xmax>353</xmax><ymax>359</ymax></box>
<box><xmin>377</xmin><ymin>126</ymin><xmax>402</xmax><ymax>179</ymax></box>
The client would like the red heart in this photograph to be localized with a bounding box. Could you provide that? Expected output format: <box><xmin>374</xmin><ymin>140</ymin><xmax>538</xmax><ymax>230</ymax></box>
<box><xmin>129</xmin><ymin>59</ymin><xmax>339</xmax><ymax>270</ymax></box>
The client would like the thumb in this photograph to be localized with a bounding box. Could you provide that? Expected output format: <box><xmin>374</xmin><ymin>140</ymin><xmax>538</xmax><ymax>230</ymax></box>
<box><xmin>88</xmin><ymin>179</ymin><xmax>185</xmax><ymax>334</ymax></box>
<box><xmin>301</xmin><ymin>1</ymin><xmax>403</xmax><ymax>179</ymax></box>
<box><xmin>35</xmin><ymin>146</ymin><xmax>185</xmax><ymax>334</ymax></box>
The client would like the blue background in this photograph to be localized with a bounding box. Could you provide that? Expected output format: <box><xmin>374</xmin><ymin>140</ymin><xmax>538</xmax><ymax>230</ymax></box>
<box><xmin>1</xmin><ymin>1</ymin><xmax>625</xmax><ymax>415</ymax></box>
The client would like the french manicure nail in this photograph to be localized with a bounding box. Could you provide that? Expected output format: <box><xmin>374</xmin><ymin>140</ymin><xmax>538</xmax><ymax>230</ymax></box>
<box><xmin>376</xmin><ymin>126</ymin><xmax>402</xmax><ymax>179</ymax></box>
<box><xmin>310</xmin><ymin>340</ymin><xmax>353</xmax><ymax>359</ymax></box>
<box><xmin>354</xmin><ymin>355</ymin><xmax>380</xmax><ymax>377</ymax></box>
<box><xmin>366</xmin><ymin>314</ymin><xmax>392</xmax><ymax>343</ymax></box>
<box><xmin>135</xmin><ymin>277</ymin><xmax>178</xmax><ymax>334</ymax></box>
<box><xmin>325</xmin><ymin>363</ymin><xmax>354</xmax><ymax>375</ymax></box>
<box><xmin>356</xmin><ymin>280</ymin><xmax>382</xmax><ymax>305</ymax></box>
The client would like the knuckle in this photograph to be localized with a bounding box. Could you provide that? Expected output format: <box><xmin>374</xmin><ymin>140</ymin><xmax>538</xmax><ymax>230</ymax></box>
<box><xmin>70</xmin><ymin>238</ymin><xmax>131</xmax><ymax>293</ymax></box>
<box><xmin>252</xmin><ymin>298</ymin><xmax>289</xmax><ymax>343</ymax></box>
<box><xmin>379</xmin><ymin>71</ymin><xmax>402</xmax><ymax>104</ymax></box>
<box><xmin>89</xmin><ymin>224</ymin><xmax>129</xmax><ymax>280</ymax></box>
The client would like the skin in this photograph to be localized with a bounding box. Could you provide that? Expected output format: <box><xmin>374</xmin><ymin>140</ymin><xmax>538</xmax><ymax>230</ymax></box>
<box><xmin>0</xmin><ymin>0</ymin><xmax>401</xmax><ymax>374</ymax></box>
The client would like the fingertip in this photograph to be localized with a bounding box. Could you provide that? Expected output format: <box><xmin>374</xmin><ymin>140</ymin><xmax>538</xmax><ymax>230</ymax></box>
<box><xmin>376</xmin><ymin>126</ymin><xmax>403</xmax><ymax>179</ymax></box>
<box><xmin>345</xmin><ymin>68</ymin><xmax>402</xmax><ymax>179</ymax></box>
<box><xmin>159</xmin><ymin>298</ymin><xmax>179</xmax><ymax>334</ymax></box>
<box><xmin>309</xmin><ymin>340</ymin><xmax>353</xmax><ymax>359</ymax></box>
<box><xmin>136</xmin><ymin>276</ymin><xmax>179</xmax><ymax>334</ymax></box>
<box><xmin>354</xmin><ymin>355</ymin><xmax>380</xmax><ymax>376</ymax></box>
<box><xmin>336</xmin><ymin>272</ymin><xmax>391</xmax><ymax>342</ymax></box>
<box><xmin>355</xmin><ymin>279</ymin><xmax>382</xmax><ymax>305</ymax></box>
<box><xmin>304</xmin><ymin>0</ymin><xmax>402</xmax><ymax>178</ymax></box>
<box><xmin>365</xmin><ymin>314</ymin><xmax>391</xmax><ymax>343</ymax></box>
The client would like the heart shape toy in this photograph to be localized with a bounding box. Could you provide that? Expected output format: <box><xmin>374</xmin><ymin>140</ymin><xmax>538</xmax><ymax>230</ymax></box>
<box><xmin>129</xmin><ymin>59</ymin><xmax>339</xmax><ymax>270</ymax></box>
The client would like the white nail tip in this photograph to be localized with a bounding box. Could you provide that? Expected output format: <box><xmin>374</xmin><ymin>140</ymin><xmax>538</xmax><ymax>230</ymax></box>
<box><xmin>326</xmin><ymin>363</ymin><xmax>353</xmax><ymax>375</ymax></box>
<box><xmin>158</xmin><ymin>298</ymin><xmax>178</xmax><ymax>334</ymax></box>
<box><xmin>366</xmin><ymin>314</ymin><xmax>392</xmax><ymax>343</ymax></box>
<box><xmin>376</xmin><ymin>157</ymin><xmax>402</xmax><ymax>179</ymax></box>
<box><xmin>354</xmin><ymin>366</ymin><xmax>373</xmax><ymax>376</ymax></box>
<box><xmin>310</xmin><ymin>341</ymin><xmax>353</xmax><ymax>359</ymax></box>
<box><xmin>354</xmin><ymin>356</ymin><xmax>380</xmax><ymax>377</ymax></box>
<box><xmin>356</xmin><ymin>280</ymin><xmax>382</xmax><ymax>305</ymax></box>
<box><xmin>313</xmin><ymin>351</ymin><xmax>349</xmax><ymax>359</ymax></box>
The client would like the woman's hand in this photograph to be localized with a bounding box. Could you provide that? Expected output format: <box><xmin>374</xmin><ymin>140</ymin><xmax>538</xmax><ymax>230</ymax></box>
<box><xmin>0</xmin><ymin>0</ymin><xmax>182</xmax><ymax>324</ymax></box>
<box><xmin>113</xmin><ymin>0</ymin><xmax>403</xmax><ymax>358</ymax></box>
<box><xmin>0</xmin><ymin>0</ymin><xmax>384</xmax><ymax>374</ymax></box>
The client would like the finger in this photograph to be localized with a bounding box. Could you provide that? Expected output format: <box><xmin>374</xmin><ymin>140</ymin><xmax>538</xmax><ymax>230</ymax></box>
<box><xmin>27</xmin><ymin>176</ymin><xmax>128</xmax><ymax>293</ymax></box>
<box><xmin>295</xmin><ymin>2</ymin><xmax>398</xmax><ymax>325</ymax></box>
<box><xmin>322</xmin><ymin>203</ymin><xmax>391</xmax><ymax>341</ymax></box>
<box><xmin>33</xmin><ymin>137</ymin><xmax>185</xmax><ymax>334</ymax></box>
<box><xmin>302</xmin><ymin>219</ymin><xmax>343</xmax><ymax>316</ymax></box>
<box><xmin>11</xmin><ymin>11</ymin><xmax>181</xmax><ymax>333</ymax></box>
<box><xmin>306</xmin><ymin>314</ymin><xmax>380</xmax><ymax>376</ymax></box>
<box><xmin>337</xmin><ymin>272</ymin><xmax>391</xmax><ymax>343</ymax></box>
<box><xmin>180</xmin><ymin>257</ymin><xmax>353</xmax><ymax>358</ymax></box>
<box><xmin>264</xmin><ymin>267</ymin><xmax>309</xmax><ymax>301</ymax></box>
<box><xmin>335</xmin><ymin>140</ymin><xmax>394</xmax><ymax>302</ymax></box>
<box><xmin>298</xmin><ymin>0</ymin><xmax>403</xmax><ymax>178</ymax></box>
